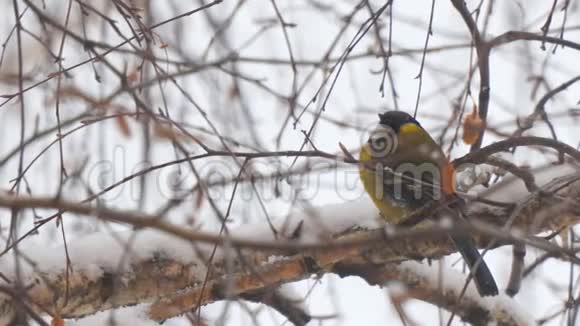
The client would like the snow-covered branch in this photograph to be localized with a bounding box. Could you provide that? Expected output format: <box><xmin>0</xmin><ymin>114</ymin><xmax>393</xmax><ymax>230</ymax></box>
<box><xmin>0</xmin><ymin>166</ymin><xmax>579</xmax><ymax>324</ymax></box>
<box><xmin>334</xmin><ymin>261</ymin><xmax>534</xmax><ymax>325</ymax></box>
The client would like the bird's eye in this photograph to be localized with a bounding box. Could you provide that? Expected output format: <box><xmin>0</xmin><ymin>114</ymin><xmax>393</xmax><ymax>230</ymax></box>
<box><xmin>368</xmin><ymin>125</ymin><xmax>398</xmax><ymax>157</ymax></box>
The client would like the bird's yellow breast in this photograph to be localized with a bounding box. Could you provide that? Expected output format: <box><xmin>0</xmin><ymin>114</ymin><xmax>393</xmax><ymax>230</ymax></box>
<box><xmin>359</xmin><ymin>144</ymin><xmax>408</xmax><ymax>223</ymax></box>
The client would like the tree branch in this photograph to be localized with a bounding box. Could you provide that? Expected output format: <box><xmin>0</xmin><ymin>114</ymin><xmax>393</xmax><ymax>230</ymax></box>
<box><xmin>0</xmin><ymin>170</ymin><xmax>578</xmax><ymax>323</ymax></box>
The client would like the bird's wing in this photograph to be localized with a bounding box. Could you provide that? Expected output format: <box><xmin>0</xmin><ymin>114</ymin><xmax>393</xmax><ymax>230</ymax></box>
<box><xmin>375</xmin><ymin>137</ymin><xmax>449</xmax><ymax>210</ymax></box>
<box><xmin>380</xmin><ymin>163</ymin><xmax>439</xmax><ymax>209</ymax></box>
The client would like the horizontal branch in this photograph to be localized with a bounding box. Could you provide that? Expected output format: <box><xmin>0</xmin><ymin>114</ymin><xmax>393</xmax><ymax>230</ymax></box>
<box><xmin>488</xmin><ymin>30</ymin><xmax>580</xmax><ymax>51</ymax></box>
<box><xmin>333</xmin><ymin>261</ymin><xmax>534</xmax><ymax>325</ymax></box>
<box><xmin>0</xmin><ymin>168</ymin><xmax>578</xmax><ymax>323</ymax></box>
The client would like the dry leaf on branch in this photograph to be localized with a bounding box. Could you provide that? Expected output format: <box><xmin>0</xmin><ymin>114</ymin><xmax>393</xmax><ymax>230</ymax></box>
<box><xmin>462</xmin><ymin>105</ymin><xmax>485</xmax><ymax>145</ymax></box>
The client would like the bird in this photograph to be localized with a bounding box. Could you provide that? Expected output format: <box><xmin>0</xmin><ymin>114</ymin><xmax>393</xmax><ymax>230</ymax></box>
<box><xmin>358</xmin><ymin>110</ymin><xmax>498</xmax><ymax>297</ymax></box>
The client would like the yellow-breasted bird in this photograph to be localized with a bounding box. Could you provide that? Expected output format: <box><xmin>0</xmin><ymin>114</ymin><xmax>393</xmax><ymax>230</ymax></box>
<box><xmin>359</xmin><ymin>111</ymin><xmax>498</xmax><ymax>297</ymax></box>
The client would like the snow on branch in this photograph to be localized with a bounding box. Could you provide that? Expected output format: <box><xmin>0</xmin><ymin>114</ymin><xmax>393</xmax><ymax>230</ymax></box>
<box><xmin>0</xmin><ymin>166</ymin><xmax>579</xmax><ymax>324</ymax></box>
<box><xmin>333</xmin><ymin>261</ymin><xmax>535</xmax><ymax>325</ymax></box>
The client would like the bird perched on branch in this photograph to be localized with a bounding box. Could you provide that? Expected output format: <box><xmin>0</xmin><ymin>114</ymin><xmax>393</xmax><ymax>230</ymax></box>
<box><xmin>358</xmin><ymin>110</ymin><xmax>498</xmax><ymax>297</ymax></box>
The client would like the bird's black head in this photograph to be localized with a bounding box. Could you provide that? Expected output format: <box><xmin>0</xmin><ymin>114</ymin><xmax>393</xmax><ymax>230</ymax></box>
<box><xmin>378</xmin><ymin>111</ymin><xmax>420</xmax><ymax>132</ymax></box>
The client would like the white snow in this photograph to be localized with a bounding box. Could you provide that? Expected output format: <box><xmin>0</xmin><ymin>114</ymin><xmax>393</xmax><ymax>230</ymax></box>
<box><xmin>2</xmin><ymin>162</ymin><xmax>575</xmax><ymax>289</ymax></box>
<box><xmin>0</xmin><ymin>196</ymin><xmax>381</xmax><ymax>288</ymax></box>
<box><xmin>470</xmin><ymin>163</ymin><xmax>579</xmax><ymax>205</ymax></box>
<box><xmin>0</xmin><ymin>229</ymin><xmax>210</xmax><ymax>286</ymax></box>
<box><xmin>66</xmin><ymin>304</ymin><xmax>159</xmax><ymax>326</ymax></box>
<box><xmin>396</xmin><ymin>261</ymin><xmax>535</xmax><ymax>325</ymax></box>
<box><xmin>277</xmin><ymin>283</ymin><xmax>309</xmax><ymax>314</ymax></box>
<box><xmin>1</xmin><ymin>162</ymin><xmax>576</xmax><ymax>324</ymax></box>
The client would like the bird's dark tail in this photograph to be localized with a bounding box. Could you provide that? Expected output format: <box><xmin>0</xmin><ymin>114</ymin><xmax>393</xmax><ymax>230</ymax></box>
<box><xmin>450</xmin><ymin>234</ymin><xmax>499</xmax><ymax>297</ymax></box>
